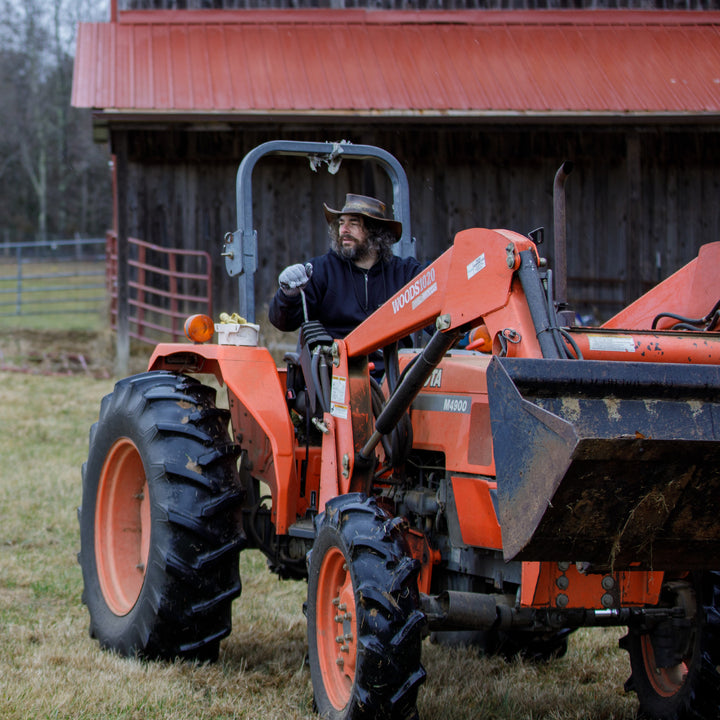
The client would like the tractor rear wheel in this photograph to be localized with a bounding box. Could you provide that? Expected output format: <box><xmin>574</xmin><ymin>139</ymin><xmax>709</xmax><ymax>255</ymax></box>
<box><xmin>307</xmin><ymin>494</ymin><xmax>426</xmax><ymax>720</ymax></box>
<box><xmin>621</xmin><ymin>572</ymin><xmax>720</xmax><ymax>719</ymax></box>
<box><xmin>79</xmin><ymin>371</ymin><xmax>244</xmax><ymax>661</ymax></box>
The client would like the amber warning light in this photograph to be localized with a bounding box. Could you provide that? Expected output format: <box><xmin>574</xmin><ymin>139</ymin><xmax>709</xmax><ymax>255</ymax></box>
<box><xmin>184</xmin><ymin>314</ymin><xmax>215</xmax><ymax>344</ymax></box>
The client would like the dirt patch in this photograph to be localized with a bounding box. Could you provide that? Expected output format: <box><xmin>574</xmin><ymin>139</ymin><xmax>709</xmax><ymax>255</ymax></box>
<box><xmin>0</xmin><ymin>328</ymin><xmax>145</xmax><ymax>378</ymax></box>
<box><xmin>0</xmin><ymin>309</ymin><xmax>297</xmax><ymax>378</ymax></box>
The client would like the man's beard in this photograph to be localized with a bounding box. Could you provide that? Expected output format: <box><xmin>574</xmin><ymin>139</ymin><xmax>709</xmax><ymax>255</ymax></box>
<box><xmin>336</xmin><ymin>235</ymin><xmax>371</xmax><ymax>262</ymax></box>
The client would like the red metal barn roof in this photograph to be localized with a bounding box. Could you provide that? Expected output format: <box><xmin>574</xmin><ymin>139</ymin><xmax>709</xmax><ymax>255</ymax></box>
<box><xmin>72</xmin><ymin>9</ymin><xmax>720</xmax><ymax>120</ymax></box>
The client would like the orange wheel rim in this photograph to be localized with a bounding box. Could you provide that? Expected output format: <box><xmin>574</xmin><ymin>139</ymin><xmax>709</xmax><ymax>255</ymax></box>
<box><xmin>316</xmin><ymin>546</ymin><xmax>357</xmax><ymax>710</ymax></box>
<box><xmin>95</xmin><ymin>438</ymin><xmax>150</xmax><ymax>616</ymax></box>
<box><xmin>640</xmin><ymin>634</ymin><xmax>688</xmax><ymax>697</ymax></box>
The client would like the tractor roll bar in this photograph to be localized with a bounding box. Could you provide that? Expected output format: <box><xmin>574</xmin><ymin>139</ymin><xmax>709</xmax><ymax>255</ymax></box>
<box><xmin>222</xmin><ymin>140</ymin><xmax>415</xmax><ymax>323</ymax></box>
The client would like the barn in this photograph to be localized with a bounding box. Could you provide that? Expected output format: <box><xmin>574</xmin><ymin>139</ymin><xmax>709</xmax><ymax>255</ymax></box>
<box><xmin>72</xmin><ymin>0</ymin><xmax>720</xmax><ymax>351</ymax></box>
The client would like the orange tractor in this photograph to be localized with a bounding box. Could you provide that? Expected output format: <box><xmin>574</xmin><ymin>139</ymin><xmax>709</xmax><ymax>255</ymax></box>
<box><xmin>80</xmin><ymin>141</ymin><xmax>720</xmax><ymax>719</ymax></box>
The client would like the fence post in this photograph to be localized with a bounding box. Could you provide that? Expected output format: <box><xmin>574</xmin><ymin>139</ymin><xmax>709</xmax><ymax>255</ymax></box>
<box><xmin>106</xmin><ymin>231</ymin><xmax>117</xmax><ymax>328</ymax></box>
<box><xmin>15</xmin><ymin>245</ymin><xmax>22</xmax><ymax>316</ymax></box>
<box><xmin>169</xmin><ymin>253</ymin><xmax>179</xmax><ymax>341</ymax></box>
<box><xmin>136</xmin><ymin>245</ymin><xmax>146</xmax><ymax>342</ymax></box>
<box><xmin>114</xmin><ymin>132</ymin><xmax>130</xmax><ymax>376</ymax></box>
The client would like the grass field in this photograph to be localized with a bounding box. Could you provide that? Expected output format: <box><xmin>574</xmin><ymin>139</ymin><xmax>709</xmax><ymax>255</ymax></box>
<box><xmin>0</xmin><ymin>332</ymin><xmax>641</xmax><ymax>719</ymax></box>
<box><xmin>0</xmin><ymin>260</ymin><xmax>106</xmax><ymax>330</ymax></box>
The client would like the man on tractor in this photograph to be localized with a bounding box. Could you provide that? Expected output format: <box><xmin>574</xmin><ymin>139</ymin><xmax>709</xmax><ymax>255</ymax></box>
<box><xmin>268</xmin><ymin>194</ymin><xmax>423</xmax><ymax>362</ymax></box>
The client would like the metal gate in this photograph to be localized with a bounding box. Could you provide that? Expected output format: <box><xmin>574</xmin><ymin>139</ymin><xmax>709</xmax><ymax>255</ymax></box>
<box><xmin>106</xmin><ymin>232</ymin><xmax>213</xmax><ymax>344</ymax></box>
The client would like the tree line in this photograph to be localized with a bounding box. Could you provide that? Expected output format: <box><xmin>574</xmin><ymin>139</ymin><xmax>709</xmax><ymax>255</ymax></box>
<box><xmin>0</xmin><ymin>0</ymin><xmax>112</xmax><ymax>245</ymax></box>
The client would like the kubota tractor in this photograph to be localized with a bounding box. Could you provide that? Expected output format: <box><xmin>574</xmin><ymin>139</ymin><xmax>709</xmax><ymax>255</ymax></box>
<box><xmin>80</xmin><ymin>141</ymin><xmax>720</xmax><ymax>720</ymax></box>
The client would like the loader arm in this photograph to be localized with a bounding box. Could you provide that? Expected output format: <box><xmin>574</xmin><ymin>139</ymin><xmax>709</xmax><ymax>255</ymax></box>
<box><xmin>342</xmin><ymin>226</ymin><xmax>720</xmax><ymax>575</ymax></box>
<box><xmin>344</xmin><ymin>228</ymin><xmax>542</xmax><ymax>358</ymax></box>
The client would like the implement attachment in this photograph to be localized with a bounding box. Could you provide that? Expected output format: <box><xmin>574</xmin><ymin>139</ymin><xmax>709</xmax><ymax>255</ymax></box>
<box><xmin>487</xmin><ymin>357</ymin><xmax>720</xmax><ymax>571</ymax></box>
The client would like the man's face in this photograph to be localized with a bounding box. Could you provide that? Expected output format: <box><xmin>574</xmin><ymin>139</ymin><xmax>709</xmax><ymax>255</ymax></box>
<box><xmin>336</xmin><ymin>214</ymin><xmax>370</xmax><ymax>261</ymax></box>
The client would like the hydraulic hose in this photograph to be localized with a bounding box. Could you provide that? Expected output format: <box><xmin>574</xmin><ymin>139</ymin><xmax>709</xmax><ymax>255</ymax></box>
<box><xmin>517</xmin><ymin>249</ymin><xmax>563</xmax><ymax>359</ymax></box>
<box><xmin>358</xmin><ymin>327</ymin><xmax>461</xmax><ymax>463</ymax></box>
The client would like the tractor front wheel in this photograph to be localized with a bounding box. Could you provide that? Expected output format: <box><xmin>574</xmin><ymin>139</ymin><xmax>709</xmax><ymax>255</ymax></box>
<box><xmin>621</xmin><ymin>572</ymin><xmax>720</xmax><ymax>719</ymax></box>
<box><xmin>79</xmin><ymin>371</ymin><xmax>244</xmax><ymax>661</ymax></box>
<box><xmin>307</xmin><ymin>494</ymin><xmax>426</xmax><ymax>720</ymax></box>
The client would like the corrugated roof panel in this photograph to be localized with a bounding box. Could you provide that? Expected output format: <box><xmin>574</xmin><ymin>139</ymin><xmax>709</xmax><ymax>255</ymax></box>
<box><xmin>203</xmin><ymin>24</ymin><xmax>234</xmax><ymax>109</ymax></box>
<box><xmin>435</xmin><ymin>26</ymin><xmax>486</xmax><ymax>110</ymax></box>
<box><xmin>372</xmin><ymin>27</ymin><xmax>414</xmax><ymax>109</ymax></box>
<box><xmin>238</xmin><ymin>26</ymin><xmax>276</xmax><ymax>109</ymax></box>
<box><xmin>663</xmin><ymin>26</ymin><xmax>720</xmax><ymax>110</ymax></box>
<box><xmin>293</xmin><ymin>26</ymin><xmax>333</xmax><ymax>110</ymax></box>
<box><xmin>166</xmin><ymin>27</ymin><xmax>189</xmax><ymax>107</ymax></box>
<box><xmin>473</xmin><ymin>27</ymin><xmax>532</xmax><ymax>110</ymax></box>
<box><xmin>552</xmin><ymin>27</ymin><xmax>613</xmax><ymax>111</ymax></box>
<box><xmin>303</xmin><ymin>26</ymin><xmax>350</xmax><ymax>110</ymax></box>
<box><xmin>112</xmin><ymin>24</ymin><xmax>127</xmax><ymax>109</ymax></box>
<box><xmin>261</xmin><ymin>27</ymin><xmax>294</xmax><ymax>109</ymax></box>
<box><xmin>525</xmin><ymin>28</ymin><xmax>587</xmax><ymax>111</ymax></box>
<box><xmin>387</xmin><ymin>28</ymin><xmax>431</xmax><ymax>108</ymax></box>
<box><xmin>330</xmin><ymin>25</ymin><xmax>381</xmax><ymax>110</ymax></box>
<box><xmin>280</xmin><ymin>27</ymin><xmax>315</xmax><ymax>109</ymax></box>
<box><xmin>222</xmin><ymin>25</ymin><xmax>256</xmax><ymax>110</ymax></box>
<box><xmin>602</xmin><ymin>28</ymin><xmax>658</xmax><ymax>110</ymax></box>
<box><xmin>575</xmin><ymin>26</ymin><xmax>633</xmax><ymax>111</ymax></box>
<box><xmin>71</xmin><ymin>11</ymin><xmax>720</xmax><ymax>118</ymax></box>
<box><xmin>186</xmin><ymin>27</ymin><xmax>206</xmax><ymax>107</ymax></box>
<box><xmin>84</xmin><ymin>23</ymin><xmax>104</xmax><ymax>108</ymax></box>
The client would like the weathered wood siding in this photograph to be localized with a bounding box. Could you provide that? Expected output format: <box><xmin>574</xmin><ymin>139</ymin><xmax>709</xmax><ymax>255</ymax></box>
<box><xmin>118</xmin><ymin>124</ymin><xmax>720</xmax><ymax>323</ymax></box>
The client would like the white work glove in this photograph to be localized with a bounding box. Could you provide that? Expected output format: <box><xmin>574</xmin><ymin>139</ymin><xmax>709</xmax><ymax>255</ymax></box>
<box><xmin>278</xmin><ymin>263</ymin><xmax>313</xmax><ymax>297</ymax></box>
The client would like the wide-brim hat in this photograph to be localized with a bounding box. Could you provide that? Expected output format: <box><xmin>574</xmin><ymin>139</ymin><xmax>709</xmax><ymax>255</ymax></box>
<box><xmin>323</xmin><ymin>193</ymin><xmax>402</xmax><ymax>241</ymax></box>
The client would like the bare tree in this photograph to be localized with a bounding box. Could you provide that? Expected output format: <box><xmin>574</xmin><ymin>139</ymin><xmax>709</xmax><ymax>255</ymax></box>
<box><xmin>0</xmin><ymin>0</ymin><xmax>110</xmax><ymax>244</ymax></box>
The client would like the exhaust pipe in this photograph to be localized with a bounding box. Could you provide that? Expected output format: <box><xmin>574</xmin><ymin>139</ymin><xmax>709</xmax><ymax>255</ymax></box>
<box><xmin>553</xmin><ymin>161</ymin><xmax>574</xmax><ymax>326</ymax></box>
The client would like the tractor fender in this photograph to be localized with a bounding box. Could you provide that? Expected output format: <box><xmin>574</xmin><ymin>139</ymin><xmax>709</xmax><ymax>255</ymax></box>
<box><xmin>148</xmin><ymin>343</ymin><xmax>299</xmax><ymax>534</ymax></box>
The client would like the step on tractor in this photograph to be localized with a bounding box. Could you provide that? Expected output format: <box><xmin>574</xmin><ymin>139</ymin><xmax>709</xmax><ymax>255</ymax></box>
<box><xmin>80</xmin><ymin>141</ymin><xmax>720</xmax><ymax>720</ymax></box>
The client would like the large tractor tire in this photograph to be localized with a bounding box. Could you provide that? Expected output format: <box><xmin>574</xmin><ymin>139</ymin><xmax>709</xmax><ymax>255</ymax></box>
<box><xmin>307</xmin><ymin>494</ymin><xmax>426</xmax><ymax>720</ymax></box>
<box><xmin>79</xmin><ymin>371</ymin><xmax>244</xmax><ymax>661</ymax></box>
<box><xmin>621</xmin><ymin>572</ymin><xmax>720</xmax><ymax>720</ymax></box>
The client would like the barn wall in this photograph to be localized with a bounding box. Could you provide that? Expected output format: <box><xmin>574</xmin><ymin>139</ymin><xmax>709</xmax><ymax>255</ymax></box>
<box><xmin>116</xmin><ymin>123</ymin><xmax>720</xmax><ymax>323</ymax></box>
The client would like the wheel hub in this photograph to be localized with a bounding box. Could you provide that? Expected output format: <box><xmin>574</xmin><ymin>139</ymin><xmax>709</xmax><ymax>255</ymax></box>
<box><xmin>95</xmin><ymin>437</ymin><xmax>150</xmax><ymax>616</ymax></box>
<box><xmin>316</xmin><ymin>547</ymin><xmax>357</xmax><ymax>710</ymax></box>
<box><xmin>642</xmin><ymin>581</ymin><xmax>697</xmax><ymax>698</ymax></box>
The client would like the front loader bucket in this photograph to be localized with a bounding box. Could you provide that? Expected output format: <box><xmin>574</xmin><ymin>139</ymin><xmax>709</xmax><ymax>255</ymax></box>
<box><xmin>487</xmin><ymin>357</ymin><xmax>720</xmax><ymax>571</ymax></box>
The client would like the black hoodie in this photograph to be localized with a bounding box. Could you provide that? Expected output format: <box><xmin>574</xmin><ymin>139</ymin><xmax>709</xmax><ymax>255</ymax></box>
<box><xmin>269</xmin><ymin>249</ymin><xmax>423</xmax><ymax>338</ymax></box>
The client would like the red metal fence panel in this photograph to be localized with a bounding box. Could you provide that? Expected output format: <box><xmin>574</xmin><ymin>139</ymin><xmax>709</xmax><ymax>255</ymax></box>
<box><xmin>106</xmin><ymin>231</ymin><xmax>213</xmax><ymax>344</ymax></box>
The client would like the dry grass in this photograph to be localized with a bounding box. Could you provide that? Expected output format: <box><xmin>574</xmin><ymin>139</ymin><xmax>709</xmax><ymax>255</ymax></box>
<box><xmin>0</xmin><ymin>331</ymin><xmax>640</xmax><ymax>720</ymax></box>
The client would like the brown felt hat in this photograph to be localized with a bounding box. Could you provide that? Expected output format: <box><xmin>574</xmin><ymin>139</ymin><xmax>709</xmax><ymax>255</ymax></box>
<box><xmin>323</xmin><ymin>194</ymin><xmax>402</xmax><ymax>241</ymax></box>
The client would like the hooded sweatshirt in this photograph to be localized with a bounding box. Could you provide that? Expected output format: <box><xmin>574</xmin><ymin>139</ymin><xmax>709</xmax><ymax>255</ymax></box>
<box><xmin>269</xmin><ymin>250</ymin><xmax>423</xmax><ymax>339</ymax></box>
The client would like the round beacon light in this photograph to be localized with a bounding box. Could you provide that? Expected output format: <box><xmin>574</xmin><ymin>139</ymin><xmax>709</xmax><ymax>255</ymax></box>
<box><xmin>184</xmin><ymin>314</ymin><xmax>214</xmax><ymax>344</ymax></box>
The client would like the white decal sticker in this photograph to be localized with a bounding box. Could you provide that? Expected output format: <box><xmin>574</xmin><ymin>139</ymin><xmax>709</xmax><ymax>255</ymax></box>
<box><xmin>466</xmin><ymin>254</ymin><xmax>486</xmax><ymax>280</ymax></box>
<box><xmin>392</xmin><ymin>267</ymin><xmax>437</xmax><ymax>314</ymax></box>
<box><xmin>423</xmin><ymin>368</ymin><xmax>443</xmax><ymax>389</ymax></box>
<box><xmin>412</xmin><ymin>394</ymin><xmax>472</xmax><ymax>414</ymax></box>
<box><xmin>331</xmin><ymin>402</ymin><xmax>348</xmax><ymax>419</ymax></box>
<box><xmin>588</xmin><ymin>335</ymin><xmax>636</xmax><ymax>353</ymax></box>
<box><xmin>331</xmin><ymin>375</ymin><xmax>347</xmax><ymax>404</ymax></box>
<box><xmin>411</xmin><ymin>282</ymin><xmax>437</xmax><ymax>310</ymax></box>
